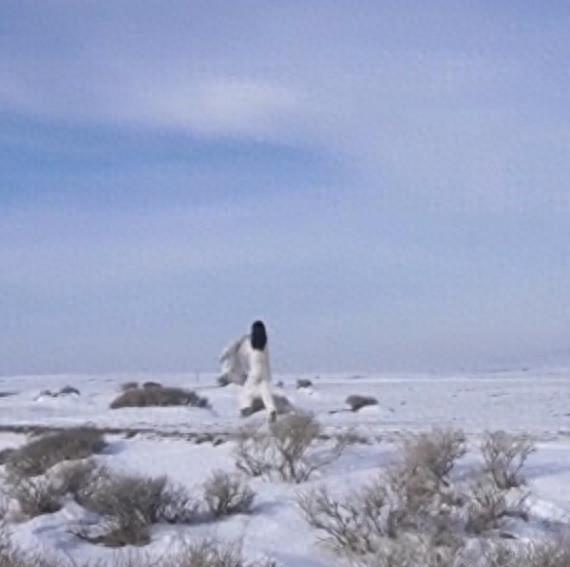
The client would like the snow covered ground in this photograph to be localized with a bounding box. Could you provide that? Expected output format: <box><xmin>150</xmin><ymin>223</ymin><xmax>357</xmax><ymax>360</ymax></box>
<box><xmin>0</xmin><ymin>369</ymin><xmax>569</xmax><ymax>565</ymax></box>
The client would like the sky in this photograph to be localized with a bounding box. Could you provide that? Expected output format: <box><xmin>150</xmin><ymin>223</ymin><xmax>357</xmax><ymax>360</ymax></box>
<box><xmin>1</xmin><ymin>1</ymin><xmax>569</xmax><ymax>375</ymax></box>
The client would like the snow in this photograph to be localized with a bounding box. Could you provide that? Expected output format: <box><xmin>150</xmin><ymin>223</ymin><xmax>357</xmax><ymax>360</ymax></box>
<box><xmin>0</xmin><ymin>369</ymin><xmax>569</xmax><ymax>565</ymax></box>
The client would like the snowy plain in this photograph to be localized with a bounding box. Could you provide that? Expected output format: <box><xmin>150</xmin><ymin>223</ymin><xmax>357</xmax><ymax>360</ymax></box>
<box><xmin>0</xmin><ymin>368</ymin><xmax>569</xmax><ymax>566</ymax></box>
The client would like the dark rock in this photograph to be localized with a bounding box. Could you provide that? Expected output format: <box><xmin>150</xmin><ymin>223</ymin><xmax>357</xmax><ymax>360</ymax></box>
<box><xmin>346</xmin><ymin>395</ymin><xmax>379</xmax><ymax>412</ymax></box>
<box><xmin>59</xmin><ymin>385</ymin><xmax>80</xmax><ymax>396</ymax></box>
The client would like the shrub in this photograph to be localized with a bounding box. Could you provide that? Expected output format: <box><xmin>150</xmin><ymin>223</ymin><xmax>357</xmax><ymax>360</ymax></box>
<box><xmin>299</xmin><ymin>478</ymin><xmax>467</xmax><ymax>563</ymax></box>
<box><xmin>0</xmin><ymin>530</ymin><xmax>276</xmax><ymax>567</ymax></box>
<box><xmin>110</xmin><ymin>387</ymin><xmax>208</xmax><ymax>409</ymax></box>
<box><xmin>0</xmin><ymin>449</ymin><xmax>15</xmax><ymax>466</ymax></box>
<box><xmin>3</xmin><ymin>459</ymin><xmax>97</xmax><ymax>519</ymax></box>
<box><xmin>465</xmin><ymin>478</ymin><xmax>529</xmax><ymax>535</ymax></box>
<box><xmin>299</xmin><ymin>483</ymin><xmax>387</xmax><ymax>555</ymax></box>
<box><xmin>4</xmin><ymin>475</ymin><xmax>63</xmax><ymax>518</ymax></box>
<box><xmin>481</xmin><ymin>431</ymin><xmax>535</xmax><ymax>490</ymax></box>
<box><xmin>482</xmin><ymin>539</ymin><xmax>570</xmax><ymax>567</ymax></box>
<box><xmin>120</xmin><ymin>381</ymin><xmax>139</xmax><ymax>391</ymax></box>
<box><xmin>235</xmin><ymin>413</ymin><xmax>345</xmax><ymax>483</ymax></box>
<box><xmin>52</xmin><ymin>459</ymin><xmax>94</xmax><ymax>497</ymax></box>
<box><xmin>346</xmin><ymin>395</ymin><xmax>378</xmax><ymax>412</ymax></box>
<box><xmin>142</xmin><ymin>381</ymin><xmax>162</xmax><ymax>389</ymax></box>
<box><xmin>75</xmin><ymin>468</ymin><xmax>198</xmax><ymax>546</ymax></box>
<box><xmin>6</xmin><ymin>428</ymin><xmax>106</xmax><ymax>477</ymax></box>
<box><xmin>515</xmin><ymin>539</ymin><xmax>570</xmax><ymax>567</ymax></box>
<box><xmin>166</xmin><ymin>539</ymin><xmax>276</xmax><ymax>567</ymax></box>
<box><xmin>203</xmin><ymin>471</ymin><xmax>255</xmax><ymax>518</ymax></box>
<box><xmin>358</xmin><ymin>537</ymin><xmax>463</xmax><ymax>567</ymax></box>
<box><xmin>401</xmin><ymin>427</ymin><xmax>466</xmax><ymax>487</ymax></box>
<box><xmin>0</xmin><ymin>528</ymin><xmax>61</xmax><ymax>567</ymax></box>
<box><xmin>296</xmin><ymin>379</ymin><xmax>313</xmax><ymax>389</ymax></box>
<box><xmin>299</xmin><ymin>427</ymin><xmax>535</xmax><ymax>560</ymax></box>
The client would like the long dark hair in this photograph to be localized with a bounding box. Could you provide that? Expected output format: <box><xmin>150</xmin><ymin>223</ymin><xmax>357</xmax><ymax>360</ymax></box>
<box><xmin>250</xmin><ymin>320</ymin><xmax>268</xmax><ymax>351</ymax></box>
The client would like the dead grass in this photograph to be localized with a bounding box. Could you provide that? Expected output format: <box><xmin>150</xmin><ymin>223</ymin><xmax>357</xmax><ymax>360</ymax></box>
<box><xmin>6</xmin><ymin>428</ymin><xmax>106</xmax><ymax>477</ymax></box>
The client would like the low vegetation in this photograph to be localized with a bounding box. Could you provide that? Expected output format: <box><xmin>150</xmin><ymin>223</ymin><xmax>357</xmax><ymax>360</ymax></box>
<box><xmin>74</xmin><ymin>467</ymin><xmax>198</xmax><ymax>547</ymax></box>
<box><xmin>299</xmin><ymin>427</ymin><xmax>537</xmax><ymax>563</ymax></box>
<box><xmin>110</xmin><ymin>386</ymin><xmax>208</xmax><ymax>409</ymax></box>
<box><xmin>203</xmin><ymin>470</ymin><xmax>255</xmax><ymax>518</ymax></box>
<box><xmin>235</xmin><ymin>412</ymin><xmax>347</xmax><ymax>483</ymax></box>
<box><xmin>5</xmin><ymin>428</ymin><xmax>106</xmax><ymax>477</ymax></box>
<box><xmin>0</xmin><ymin>528</ymin><xmax>277</xmax><ymax>567</ymax></box>
<box><xmin>481</xmin><ymin>431</ymin><xmax>536</xmax><ymax>490</ymax></box>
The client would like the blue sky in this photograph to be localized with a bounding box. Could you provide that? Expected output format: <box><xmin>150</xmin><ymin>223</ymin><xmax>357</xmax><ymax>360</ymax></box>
<box><xmin>1</xmin><ymin>1</ymin><xmax>569</xmax><ymax>375</ymax></box>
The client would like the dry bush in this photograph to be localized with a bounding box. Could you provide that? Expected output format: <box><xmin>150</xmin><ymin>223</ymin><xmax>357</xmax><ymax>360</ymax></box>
<box><xmin>514</xmin><ymin>538</ymin><xmax>570</xmax><ymax>567</ymax></box>
<box><xmin>296</xmin><ymin>379</ymin><xmax>313</xmax><ymax>389</ymax></box>
<box><xmin>234</xmin><ymin>425</ymin><xmax>273</xmax><ymax>478</ymax></box>
<box><xmin>163</xmin><ymin>539</ymin><xmax>276</xmax><ymax>567</ymax></box>
<box><xmin>3</xmin><ymin>475</ymin><xmax>63</xmax><ymax>518</ymax></box>
<box><xmin>0</xmin><ymin>527</ymin><xmax>276</xmax><ymax>567</ymax></box>
<box><xmin>481</xmin><ymin>431</ymin><xmax>536</xmax><ymax>490</ymax></box>
<box><xmin>299</xmin><ymin>423</ymin><xmax>537</xmax><ymax>559</ymax></box>
<box><xmin>346</xmin><ymin>395</ymin><xmax>378</xmax><ymax>412</ymax></box>
<box><xmin>120</xmin><ymin>381</ymin><xmax>139</xmax><ymax>391</ymax></box>
<box><xmin>203</xmin><ymin>471</ymin><xmax>254</xmax><ymax>518</ymax></box>
<box><xmin>465</xmin><ymin>479</ymin><xmax>529</xmax><ymax>535</ymax></box>
<box><xmin>299</xmin><ymin>430</ymin><xmax>474</xmax><ymax>565</ymax></box>
<box><xmin>299</xmin><ymin>482</ymin><xmax>389</xmax><ymax>555</ymax></box>
<box><xmin>0</xmin><ymin>450</ymin><xmax>15</xmax><ymax>466</ymax></box>
<box><xmin>401</xmin><ymin>427</ymin><xmax>466</xmax><ymax>487</ymax></box>
<box><xmin>481</xmin><ymin>539</ymin><xmax>570</xmax><ymax>567</ymax></box>
<box><xmin>4</xmin><ymin>459</ymin><xmax>97</xmax><ymax>519</ymax></box>
<box><xmin>0</xmin><ymin>528</ymin><xmax>61</xmax><ymax>567</ymax></box>
<box><xmin>299</xmin><ymin>480</ymin><xmax>467</xmax><ymax>567</ymax></box>
<box><xmin>52</xmin><ymin>459</ymin><xmax>94</xmax><ymax>497</ymax></box>
<box><xmin>110</xmin><ymin>387</ymin><xmax>208</xmax><ymax>409</ymax></box>
<box><xmin>359</xmin><ymin>537</ymin><xmax>465</xmax><ymax>567</ymax></box>
<box><xmin>235</xmin><ymin>413</ymin><xmax>345</xmax><ymax>483</ymax></box>
<box><xmin>142</xmin><ymin>381</ymin><xmax>162</xmax><ymax>389</ymax></box>
<box><xmin>298</xmin><ymin>471</ymin><xmax>456</xmax><ymax>557</ymax></box>
<box><xmin>75</xmin><ymin>468</ymin><xmax>198</xmax><ymax>546</ymax></box>
<box><xmin>6</xmin><ymin>428</ymin><xmax>106</xmax><ymax>477</ymax></box>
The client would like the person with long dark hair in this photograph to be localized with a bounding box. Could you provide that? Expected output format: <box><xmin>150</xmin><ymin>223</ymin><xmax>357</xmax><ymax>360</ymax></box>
<box><xmin>219</xmin><ymin>320</ymin><xmax>277</xmax><ymax>422</ymax></box>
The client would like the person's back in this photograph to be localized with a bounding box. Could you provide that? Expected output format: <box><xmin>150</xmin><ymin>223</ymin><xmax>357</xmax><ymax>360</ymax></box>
<box><xmin>223</xmin><ymin>320</ymin><xmax>276</xmax><ymax>422</ymax></box>
<box><xmin>248</xmin><ymin>321</ymin><xmax>272</xmax><ymax>384</ymax></box>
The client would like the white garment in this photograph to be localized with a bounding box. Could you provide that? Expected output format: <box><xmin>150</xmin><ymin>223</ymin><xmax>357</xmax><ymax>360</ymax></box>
<box><xmin>219</xmin><ymin>335</ymin><xmax>250</xmax><ymax>386</ymax></box>
<box><xmin>219</xmin><ymin>335</ymin><xmax>276</xmax><ymax>417</ymax></box>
